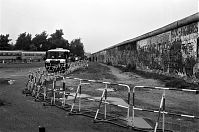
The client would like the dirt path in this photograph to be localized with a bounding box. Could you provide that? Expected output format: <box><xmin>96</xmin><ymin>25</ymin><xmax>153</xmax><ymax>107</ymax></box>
<box><xmin>103</xmin><ymin>64</ymin><xmax>165</xmax><ymax>87</ymax></box>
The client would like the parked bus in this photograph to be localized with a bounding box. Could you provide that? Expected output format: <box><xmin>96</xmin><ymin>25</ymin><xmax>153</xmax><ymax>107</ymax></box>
<box><xmin>0</xmin><ymin>50</ymin><xmax>21</xmax><ymax>63</ymax></box>
<box><xmin>45</xmin><ymin>48</ymin><xmax>70</xmax><ymax>72</ymax></box>
<box><xmin>21</xmin><ymin>51</ymin><xmax>46</xmax><ymax>63</ymax></box>
<box><xmin>0</xmin><ymin>50</ymin><xmax>45</xmax><ymax>63</ymax></box>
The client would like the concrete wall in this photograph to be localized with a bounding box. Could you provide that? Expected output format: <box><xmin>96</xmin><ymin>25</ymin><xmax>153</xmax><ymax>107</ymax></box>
<box><xmin>92</xmin><ymin>13</ymin><xmax>199</xmax><ymax>78</ymax></box>
<box><xmin>136</xmin><ymin>22</ymin><xmax>198</xmax><ymax>76</ymax></box>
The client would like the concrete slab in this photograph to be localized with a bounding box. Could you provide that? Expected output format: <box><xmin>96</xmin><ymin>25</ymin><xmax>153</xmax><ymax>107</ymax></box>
<box><xmin>54</xmin><ymin>92</ymin><xmax>152</xmax><ymax>129</ymax></box>
<box><xmin>66</xmin><ymin>93</ymin><xmax>91</xmax><ymax>100</ymax></box>
<box><xmin>122</xmin><ymin>117</ymin><xmax>153</xmax><ymax>129</ymax></box>
<box><xmin>92</xmin><ymin>97</ymin><xmax>129</xmax><ymax>108</ymax></box>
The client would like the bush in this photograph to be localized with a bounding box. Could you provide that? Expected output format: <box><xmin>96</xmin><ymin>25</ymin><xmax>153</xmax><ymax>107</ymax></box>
<box><xmin>0</xmin><ymin>99</ymin><xmax>5</xmax><ymax>106</ymax></box>
<box><xmin>107</xmin><ymin>62</ymin><xmax>112</xmax><ymax>66</ymax></box>
<box><xmin>125</xmin><ymin>63</ymin><xmax>136</xmax><ymax>72</ymax></box>
<box><xmin>195</xmin><ymin>71</ymin><xmax>199</xmax><ymax>79</ymax></box>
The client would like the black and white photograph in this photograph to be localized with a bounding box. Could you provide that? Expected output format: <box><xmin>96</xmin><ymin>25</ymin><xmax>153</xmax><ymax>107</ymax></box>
<box><xmin>0</xmin><ymin>0</ymin><xmax>199</xmax><ymax>132</ymax></box>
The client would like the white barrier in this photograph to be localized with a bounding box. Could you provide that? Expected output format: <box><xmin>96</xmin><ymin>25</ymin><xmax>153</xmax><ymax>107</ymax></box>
<box><xmin>23</xmin><ymin>68</ymin><xmax>199</xmax><ymax>132</ymax></box>
<box><xmin>132</xmin><ymin>86</ymin><xmax>199</xmax><ymax>132</ymax></box>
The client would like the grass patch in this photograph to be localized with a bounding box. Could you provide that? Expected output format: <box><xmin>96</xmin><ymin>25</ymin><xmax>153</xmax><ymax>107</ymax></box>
<box><xmin>70</xmin><ymin>62</ymin><xmax>117</xmax><ymax>81</ymax></box>
<box><xmin>117</xmin><ymin>66</ymin><xmax>199</xmax><ymax>89</ymax></box>
<box><xmin>165</xmin><ymin>79</ymin><xmax>198</xmax><ymax>89</ymax></box>
<box><xmin>133</xmin><ymin>70</ymin><xmax>198</xmax><ymax>89</ymax></box>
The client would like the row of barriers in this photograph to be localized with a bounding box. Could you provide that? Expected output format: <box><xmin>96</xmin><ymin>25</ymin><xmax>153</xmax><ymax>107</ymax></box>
<box><xmin>46</xmin><ymin>60</ymin><xmax>88</xmax><ymax>74</ymax></box>
<box><xmin>23</xmin><ymin>68</ymin><xmax>199</xmax><ymax>132</ymax></box>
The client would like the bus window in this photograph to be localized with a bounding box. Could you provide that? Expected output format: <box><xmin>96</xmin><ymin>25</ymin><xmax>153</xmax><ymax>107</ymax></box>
<box><xmin>58</xmin><ymin>52</ymin><xmax>65</xmax><ymax>59</ymax></box>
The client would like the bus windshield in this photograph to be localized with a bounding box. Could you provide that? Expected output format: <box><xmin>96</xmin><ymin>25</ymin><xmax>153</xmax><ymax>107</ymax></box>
<box><xmin>46</xmin><ymin>51</ymin><xmax>67</xmax><ymax>59</ymax></box>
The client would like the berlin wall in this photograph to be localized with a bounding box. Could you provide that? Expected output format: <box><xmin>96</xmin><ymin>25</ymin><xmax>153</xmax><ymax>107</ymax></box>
<box><xmin>92</xmin><ymin>13</ymin><xmax>199</xmax><ymax>79</ymax></box>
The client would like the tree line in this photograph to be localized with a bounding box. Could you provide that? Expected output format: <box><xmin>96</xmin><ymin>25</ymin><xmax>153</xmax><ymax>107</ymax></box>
<box><xmin>0</xmin><ymin>29</ymin><xmax>85</xmax><ymax>58</ymax></box>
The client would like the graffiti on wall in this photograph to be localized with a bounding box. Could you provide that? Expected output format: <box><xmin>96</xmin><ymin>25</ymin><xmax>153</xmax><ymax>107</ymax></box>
<box><xmin>137</xmin><ymin>31</ymin><xmax>171</xmax><ymax>71</ymax></box>
<box><xmin>93</xmin><ymin>21</ymin><xmax>198</xmax><ymax>79</ymax></box>
<box><xmin>171</xmin><ymin>22</ymin><xmax>198</xmax><ymax>76</ymax></box>
<box><xmin>136</xmin><ymin>22</ymin><xmax>198</xmax><ymax>77</ymax></box>
<box><xmin>106</xmin><ymin>42</ymin><xmax>137</xmax><ymax>67</ymax></box>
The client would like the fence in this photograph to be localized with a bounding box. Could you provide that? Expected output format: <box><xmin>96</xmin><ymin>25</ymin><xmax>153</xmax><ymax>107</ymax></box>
<box><xmin>132</xmin><ymin>86</ymin><xmax>199</xmax><ymax>132</ymax></box>
<box><xmin>23</xmin><ymin>68</ymin><xmax>199</xmax><ymax>132</ymax></box>
<box><xmin>46</xmin><ymin>60</ymin><xmax>88</xmax><ymax>74</ymax></box>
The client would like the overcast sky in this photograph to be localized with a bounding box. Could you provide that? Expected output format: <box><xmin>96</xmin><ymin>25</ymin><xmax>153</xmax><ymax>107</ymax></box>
<box><xmin>0</xmin><ymin>0</ymin><xmax>198</xmax><ymax>53</ymax></box>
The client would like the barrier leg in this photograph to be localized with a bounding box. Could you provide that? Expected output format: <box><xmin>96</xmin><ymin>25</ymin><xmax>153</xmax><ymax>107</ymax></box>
<box><xmin>51</xmin><ymin>78</ymin><xmax>56</xmax><ymax>105</ymax></box>
<box><xmin>94</xmin><ymin>89</ymin><xmax>105</xmax><ymax>120</ymax></box>
<box><xmin>62</xmin><ymin>91</ymin><xmax>66</xmax><ymax>106</ymax></box>
<box><xmin>43</xmin><ymin>86</ymin><xmax>46</xmax><ymax>101</ymax></box>
<box><xmin>154</xmin><ymin>93</ymin><xmax>164</xmax><ymax>132</ymax></box>
<box><xmin>162</xmin><ymin>90</ymin><xmax>165</xmax><ymax>132</ymax></box>
<box><xmin>35</xmin><ymin>86</ymin><xmax>41</xmax><ymax>99</ymax></box>
<box><xmin>132</xmin><ymin>88</ymin><xmax>135</xmax><ymax>127</ymax></box>
<box><xmin>104</xmin><ymin>84</ymin><xmax>108</xmax><ymax>119</ymax></box>
<box><xmin>79</xmin><ymin>85</ymin><xmax>81</xmax><ymax>112</ymax></box>
<box><xmin>62</xmin><ymin>81</ymin><xmax>66</xmax><ymax>106</ymax></box>
<box><xmin>70</xmin><ymin>85</ymin><xmax>81</xmax><ymax>112</ymax></box>
<box><xmin>43</xmin><ymin>79</ymin><xmax>47</xmax><ymax>101</ymax></box>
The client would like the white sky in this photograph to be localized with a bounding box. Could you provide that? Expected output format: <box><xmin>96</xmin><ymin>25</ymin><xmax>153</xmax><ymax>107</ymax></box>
<box><xmin>0</xmin><ymin>0</ymin><xmax>198</xmax><ymax>53</ymax></box>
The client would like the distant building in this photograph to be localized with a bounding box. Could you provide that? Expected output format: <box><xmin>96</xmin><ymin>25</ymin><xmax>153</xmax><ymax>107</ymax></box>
<box><xmin>84</xmin><ymin>52</ymin><xmax>91</xmax><ymax>58</ymax></box>
<box><xmin>84</xmin><ymin>52</ymin><xmax>91</xmax><ymax>60</ymax></box>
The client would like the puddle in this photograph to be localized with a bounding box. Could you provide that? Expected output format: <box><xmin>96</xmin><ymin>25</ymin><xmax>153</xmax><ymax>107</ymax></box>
<box><xmin>0</xmin><ymin>78</ymin><xmax>15</xmax><ymax>85</ymax></box>
<box><xmin>0</xmin><ymin>78</ymin><xmax>11</xmax><ymax>85</ymax></box>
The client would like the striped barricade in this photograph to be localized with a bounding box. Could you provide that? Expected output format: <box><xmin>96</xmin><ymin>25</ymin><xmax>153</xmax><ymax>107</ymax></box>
<box><xmin>23</xmin><ymin>68</ymin><xmax>199</xmax><ymax>132</ymax></box>
<box><xmin>92</xmin><ymin>81</ymin><xmax>131</xmax><ymax>128</ymax></box>
<box><xmin>50</xmin><ymin>76</ymin><xmax>132</xmax><ymax>128</ymax></box>
<box><xmin>43</xmin><ymin>75</ymin><xmax>83</xmax><ymax>110</ymax></box>
<box><xmin>132</xmin><ymin>86</ymin><xmax>199</xmax><ymax>132</ymax></box>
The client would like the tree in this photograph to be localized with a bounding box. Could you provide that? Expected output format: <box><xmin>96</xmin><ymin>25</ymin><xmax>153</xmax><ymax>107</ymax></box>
<box><xmin>15</xmin><ymin>32</ymin><xmax>32</xmax><ymax>50</ymax></box>
<box><xmin>48</xmin><ymin>29</ymin><xmax>69</xmax><ymax>49</ymax></box>
<box><xmin>32</xmin><ymin>31</ymin><xmax>49</xmax><ymax>51</ymax></box>
<box><xmin>0</xmin><ymin>34</ymin><xmax>13</xmax><ymax>50</ymax></box>
<box><xmin>50</xmin><ymin>29</ymin><xmax>64</xmax><ymax>40</ymax></box>
<box><xmin>70</xmin><ymin>38</ymin><xmax>84</xmax><ymax>58</ymax></box>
